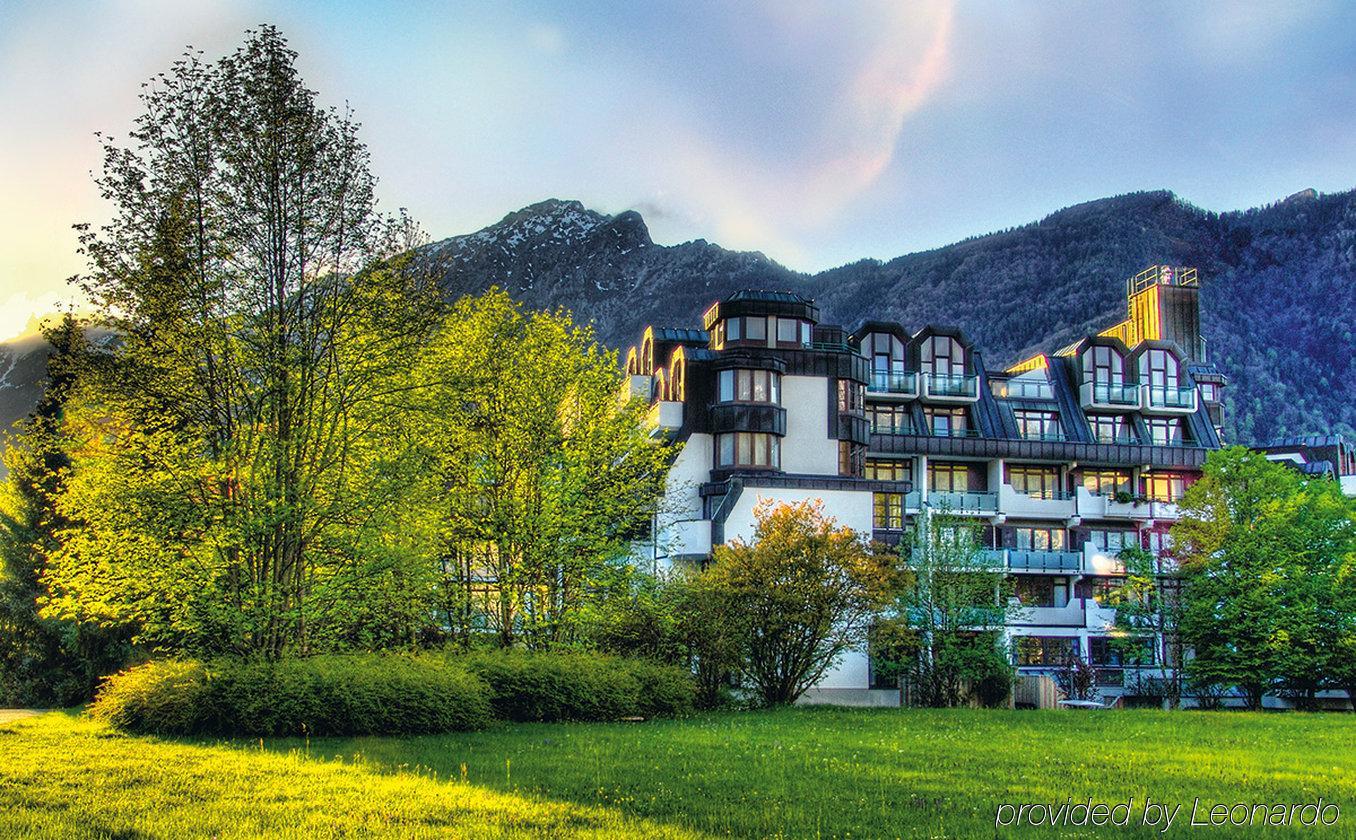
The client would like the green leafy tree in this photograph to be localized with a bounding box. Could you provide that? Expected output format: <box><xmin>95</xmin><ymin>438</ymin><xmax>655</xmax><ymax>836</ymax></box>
<box><xmin>873</xmin><ymin>508</ymin><xmax>1018</xmax><ymax>707</ymax></box>
<box><xmin>699</xmin><ymin>499</ymin><xmax>891</xmax><ymax>706</ymax></box>
<box><xmin>1174</xmin><ymin>446</ymin><xmax>1356</xmax><ymax>709</ymax></box>
<box><xmin>408</xmin><ymin>291</ymin><xmax>675</xmax><ymax>649</ymax></box>
<box><xmin>41</xmin><ymin>28</ymin><xmax>441</xmax><ymax>657</ymax></box>
<box><xmin>1105</xmin><ymin>544</ymin><xmax>1184</xmax><ymax>707</ymax></box>
<box><xmin>0</xmin><ymin>317</ymin><xmax>129</xmax><ymax>704</ymax></box>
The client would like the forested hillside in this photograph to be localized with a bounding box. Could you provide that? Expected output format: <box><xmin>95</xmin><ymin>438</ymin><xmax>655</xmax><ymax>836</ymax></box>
<box><xmin>429</xmin><ymin>189</ymin><xmax>1356</xmax><ymax>444</ymax></box>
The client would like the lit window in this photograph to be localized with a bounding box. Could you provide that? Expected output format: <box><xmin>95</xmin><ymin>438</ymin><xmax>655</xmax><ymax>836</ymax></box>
<box><xmin>837</xmin><ymin>380</ymin><xmax>864</xmax><ymax>413</ymax></box>
<box><xmin>1015</xmin><ymin>526</ymin><xmax>1066</xmax><ymax>551</ymax></box>
<box><xmin>838</xmin><ymin>442</ymin><xmax>865</xmax><ymax>478</ymax></box>
<box><xmin>1009</xmin><ymin>465</ymin><xmax>1060</xmax><ymax>499</ymax></box>
<box><xmin>928</xmin><ymin>462</ymin><xmax>973</xmax><ymax>493</ymax></box>
<box><xmin>1082</xmin><ymin>469</ymin><xmax>1132</xmax><ymax>496</ymax></box>
<box><xmin>866</xmin><ymin>458</ymin><xmax>911</xmax><ymax>482</ymax></box>
<box><xmin>873</xmin><ymin>492</ymin><xmax>904</xmax><ymax>529</ymax></box>
<box><xmin>1142</xmin><ymin>472</ymin><xmax>1188</xmax><ymax>502</ymax></box>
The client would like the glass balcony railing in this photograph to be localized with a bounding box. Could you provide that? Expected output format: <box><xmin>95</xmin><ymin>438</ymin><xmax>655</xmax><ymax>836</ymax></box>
<box><xmin>870</xmin><ymin>422</ymin><xmax>915</xmax><ymax>436</ymax></box>
<box><xmin>1008</xmin><ymin>549</ymin><xmax>1083</xmax><ymax>572</ymax></box>
<box><xmin>925</xmin><ymin>373</ymin><xmax>979</xmax><ymax>398</ymax></box>
<box><xmin>1014</xmin><ymin>488</ymin><xmax>1075</xmax><ymax>501</ymax></box>
<box><xmin>1018</xmin><ymin>430</ymin><xmax>1066</xmax><ymax>442</ymax></box>
<box><xmin>930</xmin><ymin>426</ymin><xmax>983</xmax><ymax>438</ymax></box>
<box><xmin>1145</xmin><ymin>385</ymin><xmax>1196</xmax><ymax>409</ymax></box>
<box><xmin>1089</xmin><ymin>382</ymin><xmax>1139</xmax><ymax>405</ymax></box>
<box><xmin>868</xmin><ymin>371</ymin><xmax>918</xmax><ymax>395</ymax></box>
<box><xmin>928</xmin><ymin>490</ymin><xmax>999</xmax><ymax>512</ymax></box>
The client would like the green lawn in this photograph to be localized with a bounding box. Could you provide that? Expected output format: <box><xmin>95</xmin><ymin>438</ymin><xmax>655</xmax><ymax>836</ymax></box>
<box><xmin>2</xmin><ymin>707</ymin><xmax>1353</xmax><ymax>838</ymax></box>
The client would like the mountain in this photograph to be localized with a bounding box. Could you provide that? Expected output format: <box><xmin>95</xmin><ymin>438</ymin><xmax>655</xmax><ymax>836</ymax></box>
<box><xmin>429</xmin><ymin>191</ymin><xmax>1356</xmax><ymax>444</ymax></box>
<box><xmin>2</xmin><ymin>190</ymin><xmax>1352</xmax><ymax>452</ymax></box>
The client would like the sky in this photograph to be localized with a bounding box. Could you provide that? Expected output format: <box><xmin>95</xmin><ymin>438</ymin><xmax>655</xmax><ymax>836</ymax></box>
<box><xmin>1</xmin><ymin>0</ymin><xmax>1355</xmax><ymax>341</ymax></box>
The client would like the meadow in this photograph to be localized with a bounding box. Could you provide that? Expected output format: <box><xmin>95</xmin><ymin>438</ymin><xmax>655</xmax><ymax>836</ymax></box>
<box><xmin>2</xmin><ymin>707</ymin><xmax>1353</xmax><ymax>838</ymax></box>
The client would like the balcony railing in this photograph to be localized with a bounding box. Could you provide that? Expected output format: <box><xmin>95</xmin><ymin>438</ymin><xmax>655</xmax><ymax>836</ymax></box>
<box><xmin>870</xmin><ymin>422</ymin><xmax>916</xmax><ymax>436</ymax></box>
<box><xmin>1143</xmin><ymin>385</ymin><xmax>1198</xmax><ymax>412</ymax></box>
<box><xmin>928</xmin><ymin>490</ymin><xmax>999</xmax><ymax>513</ymax></box>
<box><xmin>1089</xmin><ymin>382</ymin><xmax>1139</xmax><ymax>405</ymax></box>
<box><xmin>930</xmin><ymin>426</ymin><xmax>984</xmax><ymax>438</ymax></box>
<box><xmin>924</xmin><ymin>373</ymin><xmax>979</xmax><ymax>399</ymax></box>
<box><xmin>868</xmin><ymin>371</ymin><xmax>918</xmax><ymax>396</ymax></box>
<box><xmin>1018</xmin><ymin>430</ymin><xmax>1066</xmax><ymax>442</ymax></box>
<box><xmin>1009</xmin><ymin>549</ymin><xmax>1083</xmax><ymax>572</ymax></box>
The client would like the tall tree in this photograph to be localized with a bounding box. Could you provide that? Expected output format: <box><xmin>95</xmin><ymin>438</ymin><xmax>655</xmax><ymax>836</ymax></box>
<box><xmin>1173</xmin><ymin>446</ymin><xmax>1356</xmax><ymax>709</ymax></box>
<box><xmin>872</xmin><ymin>508</ymin><xmax>1018</xmax><ymax>708</ymax></box>
<box><xmin>408</xmin><ymin>290</ymin><xmax>675</xmax><ymax>649</ymax></box>
<box><xmin>1105</xmin><ymin>545</ymin><xmax>1186</xmax><ymax>707</ymax></box>
<box><xmin>0</xmin><ymin>317</ymin><xmax>129</xmax><ymax>704</ymax></box>
<box><xmin>41</xmin><ymin>28</ymin><xmax>440</xmax><ymax>657</ymax></box>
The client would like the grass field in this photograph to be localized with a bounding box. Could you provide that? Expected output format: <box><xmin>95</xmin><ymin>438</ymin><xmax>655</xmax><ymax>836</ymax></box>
<box><xmin>2</xmin><ymin>707</ymin><xmax>1353</xmax><ymax>838</ymax></box>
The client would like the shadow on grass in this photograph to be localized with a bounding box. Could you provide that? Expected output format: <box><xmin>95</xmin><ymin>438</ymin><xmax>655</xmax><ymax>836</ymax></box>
<box><xmin>0</xmin><ymin>711</ymin><xmax>704</xmax><ymax>839</ymax></box>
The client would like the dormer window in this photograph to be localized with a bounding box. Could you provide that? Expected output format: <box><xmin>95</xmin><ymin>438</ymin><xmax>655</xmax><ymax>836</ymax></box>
<box><xmin>1085</xmin><ymin>345</ymin><xmax>1124</xmax><ymax>385</ymax></box>
<box><xmin>1140</xmin><ymin>348</ymin><xmax>1179</xmax><ymax>389</ymax></box>
<box><xmin>717</xmin><ymin>369</ymin><xmax>781</xmax><ymax>404</ymax></box>
<box><xmin>921</xmin><ymin>335</ymin><xmax>965</xmax><ymax>376</ymax></box>
<box><xmin>775</xmin><ymin>317</ymin><xmax>812</xmax><ymax>347</ymax></box>
<box><xmin>867</xmin><ymin>332</ymin><xmax>906</xmax><ymax>374</ymax></box>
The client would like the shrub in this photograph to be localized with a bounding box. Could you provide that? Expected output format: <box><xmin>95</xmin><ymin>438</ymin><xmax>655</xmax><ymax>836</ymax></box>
<box><xmin>459</xmin><ymin>650</ymin><xmax>693</xmax><ymax>722</ymax></box>
<box><xmin>91</xmin><ymin>654</ymin><xmax>492</xmax><ymax>736</ymax></box>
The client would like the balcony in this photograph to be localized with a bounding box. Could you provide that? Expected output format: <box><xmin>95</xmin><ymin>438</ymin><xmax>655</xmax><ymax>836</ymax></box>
<box><xmin>1079</xmin><ymin>381</ymin><xmax>1140</xmax><ymax>411</ymax></box>
<box><xmin>656</xmin><ymin>519</ymin><xmax>712</xmax><ymax>558</ymax></box>
<box><xmin>905</xmin><ymin>490</ymin><xmax>923</xmax><ymax>512</ymax></box>
<box><xmin>922</xmin><ymin>373</ymin><xmax>980</xmax><ymax>403</ymax></box>
<box><xmin>1008</xmin><ymin>549</ymin><xmax>1083</xmax><ymax>573</ymax></box>
<box><xmin>975</xmin><ymin>548</ymin><xmax>1008</xmax><ymax>568</ymax></box>
<box><xmin>1141</xmin><ymin>385</ymin><xmax>1198</xmax><ymax>415</ymax></box>
<box><xmin>998</xmin><ymin>485</ymin><xmax>1077</xmax><ymax>520</ymax></box>
<box><xmin>870</xmin><ymin>421</ymin><xmax>916</xmax><ymax>436</ymax></box>
<box><xmin>1012</xmin><ymin>601</ymin><xmax>1087</xmax><ymax>627</ymax></box>
<box><xmin>646</xmin><ymin>400</ymin><xmax>683</xmax><ymax>437</ymax></box>
<box><xmin>1150</xmin><ymin>500</ymin><xmax>1182</xmax><ymax>521</ymax></box>
<box><xmin>867</xmin><ymin>370</ymin><xmax>918</xmax><ymax>400</ymax></box>
<box><xmin>1076</xmin><ymin>487</ymin><xmax>1151</xmax><ymax>520</ymax></box>
<box><xmin>927</xmin><ymin>490</ymin><xmax>998</xmax><ymax>514</ymax></box>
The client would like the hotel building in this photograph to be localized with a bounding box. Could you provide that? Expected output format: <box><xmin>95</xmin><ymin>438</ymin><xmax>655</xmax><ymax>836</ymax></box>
<box><xmin>625</xmin><ymin>265</ymin><xmax>1227</xmax><ymax>705</ymax></box>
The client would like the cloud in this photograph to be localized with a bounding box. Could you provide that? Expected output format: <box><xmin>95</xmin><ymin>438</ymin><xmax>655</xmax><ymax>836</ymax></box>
<box><xmin>642</xmin><ymin>1</ymin><xmax>955</xmax><ymax>263</ymax></box>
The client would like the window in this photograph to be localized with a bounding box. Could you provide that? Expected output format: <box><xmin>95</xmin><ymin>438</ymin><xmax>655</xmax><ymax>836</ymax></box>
<box><xmin>1015</xmin><ymin>526</ymin><xmax>1066</xmax><ymax>551</ymax></box>
<box><xmin>1014</xmin><ymin>410</ymin><xmax>1061</xmax><ymax>440</ymax></box>
<box><xmin>1140</xmin><ymin>348</ymin><xmax>1179</xmax><ymax>390</ymax></box>
<box><xmin>865</xmin><ymin>458</ymin><xmax>911</xmax><ymax>483</ymax></box>
<box><xmin>928</xmin><ymin>462</ymin><xmax>973</xmax><ymax>493</ymax></box>
<box><xmin>1016</xmin><ymin>636</ymin><xmax>1080</xmax><ymax>667</ymax></box>
<box><xmin>1146</xmin><ymin>529</ymin><xmax>1174</xmax><ymax>556</ymax></box>
<box><xmin>1087</xmin><ymin>529</ymin><xmax>1136</xmax><ymax>552</ymax></box>
<box><xmin>868</xmin><ymin>404</ymin><xmax>912</xmax><ymax>434</ymax></box>
<box><xmin>725</xmin><ymin>318</ymin><xmax>741</xmax><ymax>343</ymax></box>
<box><xmin>1146</xmin><ymin>417</ymin><xmax>1185</xmax><ymax>446</ymax></box>
<box><xmin>1199</xmin><ymin>382</ymin><xmax>1220</xmax><ymax>402</ymax></box>
<box><xmin>745</xmin><ymin>316</ymin><xmax>766</xmax><ymax>342</ymax></box>
<box><xmin>1085</xmin><ymin>345</ymin><xmax>1125</xmax><ymax>385</ymax></box>
<box><xmin>1089</xmin><ymin>414</ymin><xmax>1135</xmax><ymax>444</ymax></box>
<box><xmin>1090</xmin><ymin>636</ymin><xmax>1154</xmax><ymax>667</ymax></box>
<box><xmin>717</xmin><ymin>369</ymin><xmax>781</xmax><ymax>404</ymax></box>
<box><xmin>925</xmin><ymin>406</ymin><xmax>968</xmax><ymax>437</ymax></box>
<box><xmin>920</xmin><ymin>335</ymin><xmax>965</xmax><ymax>376</ymax></box>
<box><xmin>838</xmin><ymin>442</ymin><xmax>865</xmax><ymax>478</ymax></box>
<box><xmin>837</xmin><ymin>380</ymin><xmax>864</xmax><ymax>413</ymax></box>
<box><xmin>873</xmin><ymin>492</ymin><xmax>905</xmax><ymax>529</ymax></box>
<box><xmin>1082</xmin><ymin>469</ymin><xmax>1132</xmax><ymax>496</ymax></box>
<box><xmin>715</xmin><ymin>432</ymin><xmax>780</xmax><ymax>469</ymax></box>
<box><xmin>1143</xmin><ymin>472</ymin><xmax>1188</xmax><ymax>502</ymax></box>
<box><xmin>1009</xmin><ymin>465</ymin><xmax>1061</xmax><ymax>499</ymax></box>
<box><xmin>868</xmin><ymin>332</ymin><xmax>905</xmax><ymax>373</ymax></box>
<box><xmin>1015</xmin><ymin>577</ymin><xmax>1066</xmax><ymax>608</ymax></box>
<box><xmin>774</xmin><ymin>317</ymin><xmax>810</xmax><ymax>347</ymax></box>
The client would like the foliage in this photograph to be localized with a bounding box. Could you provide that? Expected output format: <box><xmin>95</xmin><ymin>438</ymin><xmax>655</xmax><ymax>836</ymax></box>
<box><xmin>458</xmin><ymin>649</ymin><xmax>693</xmax><ymax>722</ymax></box>
<box><xmin>698</xmin><ymin>499</ymin><xmax>892</xmax><ymax>706</ymax></box>
<box><xmin>1051</xmin><ymin>655</ymin><xmax>1101</xmax><ymax>703</ymax></box>
<box><xmin>873</xmin><ymin>509</ymin><xmax>1017</xmax><ymax>707</ymax></box>
<box><xmin>1173</xmin><ymin>446</ymin><xmax>1356</xmax><ymax>709</ymax></box>
<box><xmin>1105</xmin><ymin>544</ymin><xmax>1183</xmax><ymax>706</ymax></box>
<box><xmin>8</xmin><ymin>708</ymin><xmax>1356</xmax><ymax>840</ymax></box>
<box><xmin>0</xmin><ymin>317</ymin><xmax>129</xmax><ymax>705</ymax></box>
<box><xmin>40</xmin><ymin>27</ymin><xmax>442</xmax><ymax>658</ymax></box>
<box><xmin>90</xmin><ymin>654</ymin><xmax>492</xmax><ymax>736</ymax></box>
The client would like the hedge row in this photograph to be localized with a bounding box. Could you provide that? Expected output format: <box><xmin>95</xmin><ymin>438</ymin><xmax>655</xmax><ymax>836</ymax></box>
<box><xmin>90</xmin><ymin>651</ymin><xmax>693</xmax><ymax>737</ymax></box>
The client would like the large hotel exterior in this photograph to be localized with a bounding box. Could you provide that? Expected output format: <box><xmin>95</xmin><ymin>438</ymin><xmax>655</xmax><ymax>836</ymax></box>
<box><xmin>625</xmin><ymin>265</ymin><xmax>1229</xmax><ymax>705</ymax></box>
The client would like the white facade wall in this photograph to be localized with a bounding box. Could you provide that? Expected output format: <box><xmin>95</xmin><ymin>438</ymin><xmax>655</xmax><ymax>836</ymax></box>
<box><xmin>779</xmin><ymin>376</ymin><xmax>838</xmax><ymax>475</ymax></box>
<box><xmin>653</xmin><ymin>433</ymin><xmax>712</xmax><ymax>566</ymax></box>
